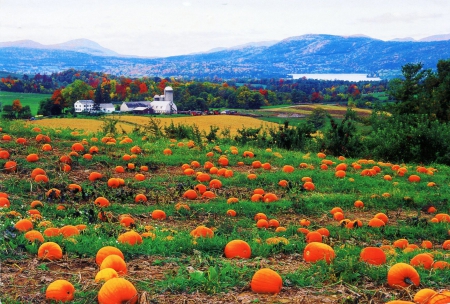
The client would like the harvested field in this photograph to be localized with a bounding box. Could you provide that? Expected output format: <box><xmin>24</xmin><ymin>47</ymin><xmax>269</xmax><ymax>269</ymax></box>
<box><xmin>27</xmin><ymin>115</ymin><xmax>278</xmax><ymax>135</ymax></box>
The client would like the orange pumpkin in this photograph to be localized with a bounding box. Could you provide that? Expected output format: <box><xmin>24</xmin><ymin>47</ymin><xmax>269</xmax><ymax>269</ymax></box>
<box><xmin>134</xmin><ymin>194</ymin><xmax>147</xmax><ymax>203</ymax></box>
<box><xmin>413</xmin><ymin>289</ymin><xmax>437</xmax><ymax>304</ymax></box>
<box><xmin>410</xmin><ymin>253</ymin><xmax>434</xmax><ymax>269</ymax></box>
<box><xmin>224</xmin><ymin>240</ymin><xmax>251</xmax><ymax>259</ymax></box>
<box><xmin>250</xmin><ymin>268</ymin><xmax>282</xmax><ymax>294</ymax></box>
<box><xmin>26</xmin><ymin>153</ymin><xmax>39</xmax><ymax>162</ymax></box>
<box><xmin>387</xmin><ymin>263</ymin><xmax>420</xmax><ymax>289</ymax></box>
<box><xmin>117</xmin><ymin>231</ymin><xmax>143</xmax><ymax>246</ymax></box>
<box><xmin>100</xmin><ymin>254</ymin><xmax>127</xmax><ymax>275</ymax></box>
<box><xmin>303</xmin><ymin>242</ymin><xmax>335</xmax><ymax>264</ymax></box>
<box><xmin>306</xmin><ymin>231</ymin><xmax>323</xmax><ymax>243</ymax></box>
<box><xmin>95</xmin><ymin>268</ymin><xmax>119</xmax><ymax>283</ymax></box>
<box><xmin>98</xmin><ymin>278</ymin><xmax>138</xmax><ymax>304</ymax></box>
<box><xmin>14</xmin><ymin>219</ymin><xmax>33</xmax><ymax>232</ymax></box>
<box><xmin>24</xmin><ymin>230</ymin><xmax>44</xmax><ymax>243</ymax></box>
<box><xmin>183</xmin><ymin>189</ymin><xmax>198</xmax><ymax>200</ymax></box>
<box><xmin>190</xmin><ymin>226</ymin><xmax>214</xmax><ymax>238</ymax></box>
<box><xmin>427</xmin><ymin>290</ymin><xmax>450</xmax><ymax>304</ymax></box>
<box><xmin>151</xmin><ymin>209</ymin><xmax>166</xmax><ymax>220</ymax></box>
<box><xmin>95</xmin><ymin>246</ymin><xmax>125</xmax><ymax>266</ymax></box>
<box><xmin>38</xmin><ymin>242</ymin><xmax>63</xmax><ymax>260</ymax></box>
<box><xmin>360</xmin><ymin>247</ymin><xmax>386</xmax><ymax>265</ymax></box>
<box><xmin>46</xmin><ymin>280</ymin><xmax>75</xmax><ymax>302</ymax></box>
<box><xmin>59</xmin><ymin>225</ymin><xmax>80</xmax><ymax>238</ymax></box>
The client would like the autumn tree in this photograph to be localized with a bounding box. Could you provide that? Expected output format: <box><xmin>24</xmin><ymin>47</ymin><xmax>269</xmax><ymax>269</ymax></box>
<box><xmin>12</xmin><ymin>99</ymin><xmax>22</xmax><ymax>113</ymax></box>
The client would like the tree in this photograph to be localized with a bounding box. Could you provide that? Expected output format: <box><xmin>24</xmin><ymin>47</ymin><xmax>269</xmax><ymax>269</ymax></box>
<box><xmin>12</xmin><ymin>99</ymin><xmax>22</xmax><ymax>113</ymax></box>
<box><xmin>94</xmin><ymin>84</ymin><xmax>103</xmax><ymax>111</ymax></box>
<box><xmin>61</xmin><ymin>80</ymin><xmax>93</xmax><ymax>108</ymax></box>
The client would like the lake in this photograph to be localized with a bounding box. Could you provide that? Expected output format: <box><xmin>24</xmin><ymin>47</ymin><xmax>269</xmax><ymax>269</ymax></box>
<box><xmin>288</xmin><ymin>74</ymin><xmax>382</xmax><ymax>81</ymax></box>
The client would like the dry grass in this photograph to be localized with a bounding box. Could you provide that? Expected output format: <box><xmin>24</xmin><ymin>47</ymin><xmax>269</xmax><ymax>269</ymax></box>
<box><xmin>27</xmin><ymin>115</ymin><xmax>278</xmax><ymax>135</ymax></box>
<box><xmin>260</xmin><ymin>104</ymin><xmax>373</xmax><ymax>117</ymax></box>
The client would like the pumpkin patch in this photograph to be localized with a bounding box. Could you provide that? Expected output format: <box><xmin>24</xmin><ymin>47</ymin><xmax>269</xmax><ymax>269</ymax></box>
<box><xmin>1</xmin><ymin>122</ymin><xmax>449</xmax><ymax>303</ymax></box>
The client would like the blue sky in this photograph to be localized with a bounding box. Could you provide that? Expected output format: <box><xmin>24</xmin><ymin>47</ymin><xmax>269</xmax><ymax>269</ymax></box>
<box><xmin>0</xmin><ymin>0</ymin><xmax>449</xmax><ymax>57</ymax></box>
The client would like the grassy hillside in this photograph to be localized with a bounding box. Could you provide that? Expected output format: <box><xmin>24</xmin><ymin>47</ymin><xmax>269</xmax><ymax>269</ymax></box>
<box><xmin>0</xmin><ymin>91</ymin><xmax>50</xmax><ymax>116</ymax></box>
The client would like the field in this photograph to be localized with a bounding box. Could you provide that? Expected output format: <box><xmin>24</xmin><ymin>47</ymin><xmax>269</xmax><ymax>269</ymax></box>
<box><xmin>0</xmin><ymin>91</ymin><xmax>51</xmax><ymax>116</ymax></box>
<box><xmin>258</xmin><ymin>104</ymin><xmax>373</xmax><ymax>118</ymax></box>
<box><xmin>27</xmin><ymin>115</ymin><xmax>279</xmax><ymax>136</ymax></box>
<box><xmin>1</xmin><ymin>119</ymin><xmax>450</xmax><ymax>303</ymax></box>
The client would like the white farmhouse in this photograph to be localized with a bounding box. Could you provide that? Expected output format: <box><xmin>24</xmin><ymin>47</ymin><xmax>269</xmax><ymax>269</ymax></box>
<box><xmin>74</xmin><ymin>100</ymin><xmax>94</xmax><ymax>113</ymax></box>
<box><xmin>74</xmin><ymin>100</ymin><xmax>115</xmax><ymax>113</ymax></box>
<box><xmin>120</xmin><ymin>101</ymin><xmax>152</xmax><ymax>112</ymax></box>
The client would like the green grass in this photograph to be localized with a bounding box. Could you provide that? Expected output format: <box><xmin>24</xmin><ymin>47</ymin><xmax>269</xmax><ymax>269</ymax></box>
<box><xmin>0</xmin><ymin>91</ymin><xmax>50</xmax><ymax>115</ymax></box>
<box><xmin>1</xmin><ymin>118</ymin><xmax>450</xmax><ymax>302</ymax></box>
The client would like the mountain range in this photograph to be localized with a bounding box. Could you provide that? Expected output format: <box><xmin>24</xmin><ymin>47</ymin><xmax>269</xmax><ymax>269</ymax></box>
<box><xmin>1</xmin><ymin>34</ymin><xmax>450</xmax><ymax>79</ymax></box>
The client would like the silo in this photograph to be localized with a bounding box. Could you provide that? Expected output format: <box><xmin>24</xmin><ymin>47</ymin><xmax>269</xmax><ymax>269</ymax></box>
<box><xmin>164</xmin><ymin>86</ymin><xmax>174</xmax><ymax>102</ymax></box>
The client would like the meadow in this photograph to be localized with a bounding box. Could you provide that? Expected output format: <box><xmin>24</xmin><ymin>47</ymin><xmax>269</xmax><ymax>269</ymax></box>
<box><xmin>0</xmin><ymin>91</ymin><xmax>51</xmax><ymax>116</ymax></box>
<box><xmin>0</xmin><ymin>118</ymin><xmax>449</xmax><ymax>303</ymax></box>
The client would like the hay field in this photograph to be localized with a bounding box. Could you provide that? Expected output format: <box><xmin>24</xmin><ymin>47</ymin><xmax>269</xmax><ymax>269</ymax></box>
<box><xmin>259</xmin><ymin>104</ymin><xmax>373</xmax><ymax>117</ymax></box>
<box><xmin>27</xmin><ymin>115</ymin><xmax>278</xmax><ymax>135</ymax></box>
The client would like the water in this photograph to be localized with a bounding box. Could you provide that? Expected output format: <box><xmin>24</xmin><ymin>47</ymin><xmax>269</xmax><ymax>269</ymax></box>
<box><xmin>288</xmin><ymin>73</ymin><xmax>382</xmax><ymax>81</ymax></box>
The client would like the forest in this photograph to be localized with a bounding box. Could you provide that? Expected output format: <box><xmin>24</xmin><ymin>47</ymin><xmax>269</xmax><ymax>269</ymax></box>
<box><xmin>0</xmin><ymin>68</ymin><xmax>389</xmax><ymax>116</ymax></box>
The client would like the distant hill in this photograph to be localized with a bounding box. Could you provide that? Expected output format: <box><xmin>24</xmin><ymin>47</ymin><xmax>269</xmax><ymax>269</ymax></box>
<box><xmin>0</xmin><ymin>38</ymin><xmax>119</xmax><ymax>57</ymax></box>
<box><xmin>1</xmin><ymin>34</ymin><xmax>450</xmax><ymax>78</ymax></box>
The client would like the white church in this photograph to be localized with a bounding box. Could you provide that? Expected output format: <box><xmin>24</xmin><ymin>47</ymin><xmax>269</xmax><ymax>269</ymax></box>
<box><xmin>120</xmin><ymin>86</ymin><xmax>177</xmax><ymax>114</ymax></box>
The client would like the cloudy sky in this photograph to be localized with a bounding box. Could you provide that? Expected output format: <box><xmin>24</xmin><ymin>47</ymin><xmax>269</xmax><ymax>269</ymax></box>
<box><xmin>1</xmin><ymin>0</ymin><xmax>449</xmax><ymax>57</ymax></box>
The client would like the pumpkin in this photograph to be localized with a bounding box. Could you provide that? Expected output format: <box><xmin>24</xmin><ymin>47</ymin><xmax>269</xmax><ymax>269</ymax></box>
<box><xmin>299</xmin><ymin>219</ymin><xmax>310</xmax><ymax>227</ymax></box>
<box><xmin>26</xmin><ymin>153</ymin><xmax>39</xmax><ymax>162</ymax></box>
<box><xmin>120</xmin><ymin>216</ymin><xmax>135</xmax><ymax>227</ymax></box>
<box><xmin>224</xmin><ymin>240</ymin><xmax>251</xmax><ymax>259</ymax></box>
<box><xmin>317</xmin><ymin>152</ymin><xmax>326</xmax><ymax>158</ymax></box>
<box><xmin>408</xmin><ymin>174</ymin><xmax>421</xmax><ymax>182</ymax></box>
<box><xmin>360</xmin><ymin>247</ymin><xmax>386</xmax><ymax>265</ymax></box>
<box><xmin>117</xmin><ymin>231</ymin><xmax>143</xmax><ymax>246</ymax></box>
<box><xmin>38</xmin><ymin>242</ymin><xmax>63</xmax><ymax>260</ymax></box>
<box><xmin>254</xmin><ymin>213</ymin><xmax>267</xmax><ymax>221</ymax></box>
<box><xmin>46</xmin><ymin>279</ymin><xmax>75</xmax><ymax>302</ymax></box>
<box><xmin>335</xmin><ymin>170</ymin><xmax>346</xmax><ymax>178</ymax></box>
<box><xmin>282</xmin><ymin>165</ymin><xmax>294</xmax><ymax>173</ymax></box>
<box><xmin>250</xmin><ymin>268</ymin><xmax>282</xmax><ymax>294</ymax></box>
<box><xmin>202</xmin><ymin>191</ymin><xmax>216</xmax><ymax>199</ymax></box>
<box><xmin>94</xmin><ymin>197</ymin><xmax>110</xmax><ymax>208</ymax></box>
<box><xmin>410</xmin><ymin>253</ymin><xmax>434</xmax><ymax>269</ymax></box>
<box><xmin>163</xmin><ymin>148</ymin><xmax>172</xmax><ymax>155</ymax></box>
<box><xmin>263</xmin><ymin>193</ymin><xmax>278</xmax><ymax>203</ymax></box>
<box><xmin>433</xmin><ymin>261</ymin><xmax>450</xmax><ymax>269</ymax></box>
<box><xmin>421</xmin><ymin>240</ymin><xmax>433</xmax><ymax>249</ymax></box>
<box><xmin>151</xmin><ymin>209</ymin><xmax>166</xmax><ymax>220</ymax></box>
<box><xmin>247</xmin><ymin>173</ymin><xmax>257</xmax><ymax>180</ymax></box>
<box><xmin>297</xmin><ymin>227</ymin><xmax>310</xmax><ymax>235</ymax></box>
<box><xmin>278</xmin><ymin>180</ymin><xmax>288</xmax><ymax>187</ymax></box>
<box><xmin>374</xmin><ymin>212</ymin><xmax>389</xmax><ymax>224</ymax></box>
<box><xmin>330</xmin><ymin>207</ymin><xmax>343</xmax><ymax>215</ymax></box>
<box><xmin>96</xmin><ymin>246</ymin><xmax>125</xmax><ymax>266</ymax></box>
<box><xmin>333</xmin><ymin>212</ymin><xmax>344</xmax><ymax>221</ymax></box>
<box><xmin>68</xmin><ymin>184</ymin><xmax>82</xmax><ymax>193</ymax></box>
<box><xmin>354</xmin><ymin>200</ymin><xmax>364</xmax><ymax>208</ymax></box>
<box><xmin>4</xmin><ymin>160</ymin><xmax>17</xmax><ymax>172</ymax></box>
<box><xmin>95</xmin><ymin>268</ymin><xmax>119</xmax><ymax>283</ymax></box>
<box><xmin>226</xmin><ymin>197</ymin><xmax>239</xmax><ymax>204</ymax></box>
<box><xmin>98</xmin><ymin>278</ymin><xmax>138</xmax><ymax>304</ymax></box>
<box><xmin>306</xmin><ymin>231</ymin><xmax>323</xmax><ymax>243</ymax></box>
<box><xmin>44</xmin><ymin>227</ymin><xmax>60</xmax><ymax>237</ymax></box>
<box><xmin>14</xmin><ymin>219</ymin><xmax>33</xmax><ymax>232</ymax></box>
<box><xmin>24</xmin><ymin>230</ymin><xmax>44</xmax><ymax>243</ymax></box>
<box><xmin>256</xmin><ymin>219</ymin><xmax>269</xmax><ymax>228</ymax></box>
<box><xmin>115</xmin><ymin>166</ymin><xmax>125</xmax><ymax>173</ymax></box>
<box><xmin>251</xmin><ymin>194</ymin><xmax>263</xmax><ymax>202</ymax></box>
<box><xmin>443</xmin><ymin>240</ymin><xmax>450</xmax><ymax>250</ymax></box>
<box><xmin>134</xmin><ymin>173</ymin><xmax>145</xmax><ymax>181</ymax></box>
<box><xmin>413</xmin><ymin>288</ymin><xmax>437</xmax><ymax>304</ymax></box>
<box><xmin>368</xmin><ymin>218</ymin><xmax>385</xmax><ymax>227</ymax></box>
<box><xmin>316</xmin><ymin>228</ymin><xmax>330</xmax><ymax>237</ymax></box>
<box><xmin>387</xmin><ymin>263</ymin><xmax>420</xmax><ymax>288</ymax></box>
<box><xmin>268</xmin><ymin>219</ymin><xmax>280</xmax><ymax>228</ymax></box>
<box><xmin>303</xmin><ymin>181</ymin><xmax>315</xmax><ymax>191</ymax></box>
<box><xmin>209</xmin><ymin>179</ymin><xmax>222</xmax><ymax>189</ymax></box>
<box><xmin>190</xmin><ymin>226</ymin><xmax>214</xmax><ymax>238</ymax></box>
<box><xmin>427</xmin><ymin>290</ymin><xmax>450</xmax><ymax>304</ymax></box>
<box><xmin>100</xmin><ymin>254</ymin><xmax>127</xmax><ymax>275</ymax></box>
<box><xmin>59</xmin><ymin>225</ymin><xmax>80</xmax><ymax>238</ymax></box>
<box><xmin>0</xmin><ymin>197</ymin><xmax>10</xmax><ymax>208</ymax></box>
<box><xmin>393</xmin><ymin>238</ymin><xmax>409</xmax><ymax>249</ymax></box>
<box><xmin>89</xmin><ymin>172</ymin><xmax>103</xmax><ymax>182</ymax></box>
<box><xmin>303</xmin><ymin>242</ymin><xmax>335</xmax><ymax>264</ymax></box>
<box><xmin>226</xmin><ymin>209</ymin><xmax>237</xmax><ymax>217</ymax></box>
<box><xmin>134</xmin><ymin>194</ymin><xmax>147</xmax><ymax>203</ymax></box>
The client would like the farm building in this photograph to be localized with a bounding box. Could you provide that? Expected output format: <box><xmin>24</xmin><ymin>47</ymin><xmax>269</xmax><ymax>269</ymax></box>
<box><xmin>74</xmin><ymin>100</ymin><xmax>115</xmax><ymax>113</ymax></box>
<box><xmin>120</xmin><ymin>86</ymin><xmax>177</xmax><ymax>114</ymax></box>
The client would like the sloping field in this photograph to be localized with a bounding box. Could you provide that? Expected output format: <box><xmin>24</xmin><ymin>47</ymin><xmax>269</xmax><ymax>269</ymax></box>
<box><xmin>259</xmin><ymin>104</ymin><xmax>373</xmax><ymax>117</ymax></box>
<box><xmin>27</xmin><ymin>115</ymin><xmax>278</xmax><ymax>135</ymax></box>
